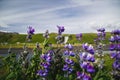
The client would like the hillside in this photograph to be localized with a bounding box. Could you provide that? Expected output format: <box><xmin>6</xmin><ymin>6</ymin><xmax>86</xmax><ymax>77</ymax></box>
<box><xmin>0</xmin><ymin>32</ymin><xmax>111</xmax><ymax>44</ymax></box>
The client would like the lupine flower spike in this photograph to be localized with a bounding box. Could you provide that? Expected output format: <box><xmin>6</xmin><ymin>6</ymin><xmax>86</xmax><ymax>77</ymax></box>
<box><xmin>26</xmin><ymin>26</ymin><xmax>35</xmax><ymax>42</ymax></box>
<box><xmin>109</xmin><ymin>29</ymin><xmax>120</xmax><ymax>79</ymax></box>
<box><xmin>56</xmin><ymin>25</ymin><xmax>65</xmax><ymax>44</ymax></box>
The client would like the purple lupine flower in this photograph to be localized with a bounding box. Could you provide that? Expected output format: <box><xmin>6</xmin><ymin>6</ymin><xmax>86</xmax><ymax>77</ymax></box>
<box><xmin>110</xmin><ymin>53</ymin><xmax>117</xmax><ymax>59</ymax></box>
<box><xmin>64</xmin><ymin>44</ymin><xmax>75</xmax><ymax>56</ymax></box>
<box><xmin>102</xmin><ymin>32</ymin><xmax>106</xmax><ymax>37</ymax></box>
<box><xmin>46</xmin><ymin>56</ymin><xmax>52</xmax><ymax>62</ymax></box>
<box><xmin>76</xmin><ymin>71</ymin><xmax>83</xmax><ymax>79</ymax></box>
<box><xmin>83</xmin><ymin>74</ymin><xmax>92</xmax><ymax>80</ymax></box>
<box><xmin>63</xmin><ymin>64</ymin><xmax>74</xmax><ymax>74</ymax></box>
<box><xmin>27</xmin><ymin>26</ymin><xmax>35</xmax><ymax>35</ymax></box>
<box><xmin>87</xmin><ymin>64</ymin><xmax>95</xmax><ymax>73</ymax></box>
<box><xmin>109</xmin><ymin>36</ymin><xmax>115</xmax><ymax>42</ymax></box>
<box><xmin>64</xmin><ymin>50</ymin><xmax>69</xmax><ymax>55</ymax></box>
<box><xmin>78</xmin><ymin>43</ymin><xmax>95</xmax><ymax>80</ymax></box>
<box><xmin>69</xmin><ymin>51</ymin><xmax>75</xmax><ymax>57</ymax></box>
<box><xmin>112</xmin><ymin>60</ymin><xmax>120</xmax><ymax>70</ymax></box>
<box><xmin>97</xmin><ymin>28</ymin><xmax>106</xmax><ymax>40</ymax></box>
<box><xmin>76</xmin><ymin>33</ymin><xmax>82</xmax><ymax>38</ymax></box>
<box><xmin>76</xmin><ymin>72</ymin><xmax>91</xmax><ymax>80</ymax></box>
<box><xmin>65</xmin><ymin>58</ymin><xmax>74</xmax><ymax>65</ymax></box>
<box><xmin>111</xmin><ymin>29</ymin><xmax>120</xmax><ymax>35</ymax></box>
<box><xmin>97</xmin><ymin>28</ymin><xmax>105</xmax><ymax>32</ymax></box>
<box><xmin>76</xmin><ymin>33</ymin><xmax>82</xmax><ymax>40</ymax></box>
<box><xmin>26</xmin><ymin>26</ymin><xmax>35</xmax><ymax>41</ymax></box>
<box><xmin>109</xmin><ymin>44</ymin><xmax>116</xmax><ymax>51</ymax></box>
<box><xmin>97</xmin><ymin>29</ymin><xmax>101</xmax><ymax>32</ymax></box>
<box><xmin>116</xmin><ymin>53</ymin><xmax>120</xmax><ymax>60</ymax></box>
<box><xmin>87</xmin><ymin>45</ymin><xmax>94</xmax><ymax>54</ymax></box>
<box><xmin>38</xmin><ymin>50</ymin><xmax>53</xmax><ymax>77</ymax></box>
<box><xmin>57</xmin><ymin>25</ymin><xmax>65</xmax><ymax>35</ymax></box>
<box><xmin>116</xmin><ymin>35</ymin><xmax>120</xmax><ymax>41</ymax></box>
<box><xmin>65</xmin><ymin>44</ymin><xmax>73</xmax><ymax>50</ymax></box>
<box><xmin>37</xmin><ymin>69</ymin><xmax>48</xmax><ymax>77</ymax></box>
<box><xmin>109</xmin><ymin>30</ymin><xmax>120</xmax><ymax>47</ymax></box>
<box><xmin>63</xmin><ymin>44</ymin><xmax>75</xmax><ymax>75</ymax></box>
<box><xmin>95</xmin><ymin>28</ymin><xmax>106</xmax><ymax>70</ymax></box>
<box><xmin>82</xmin><ymin>44</ymin><xmax>95</xmax><ymax>54</ymax></box>
<box><xmin>82</xmin><ymin>43</ymin><xmax>89</xmax><ymax>50</ymax></box>
<box><xmin>112</xmin><ymin>35</ymin><xmax>120</xmax><ymax>42</ymax></box>
<box><xmin>68</xmin><ymin>67</ymin><xmax>73</xmax><ymax>74</ymax></box>
<box><xmin>86</xmin><ymin>54</ymin><xmax>95</xmax><ymax>62</ymax></box>
<box><xmin>109</xmin><ymin>29</ymin><xmax>120</xmax><ymax>79</ymax></box>
<box><xmin>79</xmin><ymin>52</ymin><xmax>88</xmax><ymax>60</ymax></box>
<box><xmin>56</xmin><ymin>25</ymin><xmax>65</xmax><ymax>44</ymax></box>
<box><xmin>41</xmin><ymin>62</ymin><xmax>50</xmax><ymax>69</ymax></box>
<box><xmin>41</xmin><ymin>53</ymin><xmax>52</xmax><ymax>62</ymax></box>
<box><xmin>97</xmin><ymin>32</ymin><xmax>101</xmax><ymax>37</ymax></box>
<box><xmin>101</xmin><ymin>28</ymin><xmax>105</xmax><ymax>32</ymax></box>
<box><xmin>47</xmin><ymin>50</ymin><xmax>54</xmax><ymax>56</ymax></box>
<box><xmin>80</xmin><ymin>62</ymin><xmax>88</xmax><ymax>69</ymax></box>
<box><xmin>89</xmin><ymin>57</ymin><xmax>95</xmax><ymax>62</ymax></box>
<box><xmin>68</xmin><ymin>44</ymin><xmax>73</xmax><ymax>50</ymax></box>
<box><xmin>41</xmin><ymin>54</ymin><xmax>47</xmax><ymax>60</ymax></box>
<box><xmin>63</xmin><ymin>64</ymin><xmax>69</xmax><ymax>71</ymax></box>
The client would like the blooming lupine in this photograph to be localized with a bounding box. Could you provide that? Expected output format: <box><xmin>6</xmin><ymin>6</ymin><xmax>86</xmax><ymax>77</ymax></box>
<box><xmin>63</xmin><ymin>58</ymin><xmax>74</xmax><ymax>74</ymax></box>
<box><xmin>63</xmin><ymin>44</ymin><xmax>75</xmax><ymax>58</ymax></box>
<box><xmin>77</xmin><ymin>43</ymin><xmax>95</xmax><ymax>79</ymax></box>
<box><xmin>109</xmin><ymin>29</ymin><xmax>120</xmax><ymax>79</ymax></box>
<box><xmin>37</xmin><ymin>69</ymin><xmax>48</xmax><ymax>77</ymax></box>
<box><xmin>37</xmin><ymin>50</ymin><xmax>54</xmax><ymax>78</ymax></box>
<box><xmin>26</xmin><ymin>26</ymin><xmax>35</xmax><ymax>41</ymax></box>
<box><xmin>76</xmin><ymin>33</ymin><xmax>82</xmax><ymax>41</ymax></box>
<box><xmin>94</xmin><ymin>28</ymin><xmax>106</xmax><ymax>69</ymax></box>
<box><xmin>97</xmin><ymin>28</ymin><xmax>106</xmax><ymax>40</ymax></box>
<box><xmin>76</xmin><ymin>71</ymin><xmax>92</xmax><ymax>80</ymax></box>
<box><xmin>62</xmin><ymin>44</ymin><xmax>75</xmax><ymax>78</ymax></box>
<box><xmin>56</xmin><ymin>25</ymin><xmax>65</xmax><ymax>44</ymax></box>
<box><xmin>57</xmin><ymin>25</ymin><xmax>65</xmax><ymax>35</ymax></box>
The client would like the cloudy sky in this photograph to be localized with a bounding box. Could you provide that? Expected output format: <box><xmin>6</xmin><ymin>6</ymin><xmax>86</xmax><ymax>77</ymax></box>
<box><xmin>0</xmin><ymin>0</ymin><xmax>120</xmax><ymax>34</ymax></box>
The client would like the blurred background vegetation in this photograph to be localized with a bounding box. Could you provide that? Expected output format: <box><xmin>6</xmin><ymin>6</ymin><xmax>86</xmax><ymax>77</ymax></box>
<box><xmin>0</xmin><ymin>31</ymin><xmax>111</xmax><ymax>44</ymax></box>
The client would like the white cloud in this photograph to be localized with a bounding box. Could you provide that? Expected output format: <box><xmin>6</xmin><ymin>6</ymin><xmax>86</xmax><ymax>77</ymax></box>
<box><xmin>0</xmin><ymin>21</ymin><xmax>9</xmax><ymax>28</ymax></box>
<box><xmin>0</xmin><ymin>0</ymin><xmax>120</xmax><ymax>33</ymax></box>
<box><xmin>0</xmin><ymin>4</ymin><xmax>82</xmax><ymax>21</ymax></box>
<box><xmin>69</xmin><ymin>0</ymin><xmax>95</xmax><ymax>6</ymax></box>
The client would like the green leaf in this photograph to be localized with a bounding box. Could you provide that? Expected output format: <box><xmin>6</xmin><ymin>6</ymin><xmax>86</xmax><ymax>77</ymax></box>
<box><xmin>6</xmin><ymin>72</ymin><xmax>16</xmax><ymax>80</ymax></box>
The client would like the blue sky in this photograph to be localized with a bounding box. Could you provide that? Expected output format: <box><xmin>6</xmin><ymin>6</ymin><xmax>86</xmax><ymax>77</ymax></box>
<box><xmin>0</xmin><ymin>0</ymin><xmax>120</xmax><ymax>34</ymax></box>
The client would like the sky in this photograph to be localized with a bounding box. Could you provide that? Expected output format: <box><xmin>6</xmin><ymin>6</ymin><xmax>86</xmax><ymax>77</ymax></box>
<box><xmin>0</xmin><ymin>0</ymin><xmax>120</xmax><ymax>34</ymax></box>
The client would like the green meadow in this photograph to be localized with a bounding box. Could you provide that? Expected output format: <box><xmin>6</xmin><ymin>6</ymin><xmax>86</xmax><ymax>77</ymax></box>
<box><xmin>0</xmin><ymin>32</ymin><xmax>111</xmax><ymax>45</ymax></box>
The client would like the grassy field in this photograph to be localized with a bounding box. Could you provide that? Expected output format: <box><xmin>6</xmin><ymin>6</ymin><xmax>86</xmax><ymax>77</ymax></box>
<box><xmin>0</xmin><ymin>32</ymin><xmax>111</xmax><ymax>45</ymax></box>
